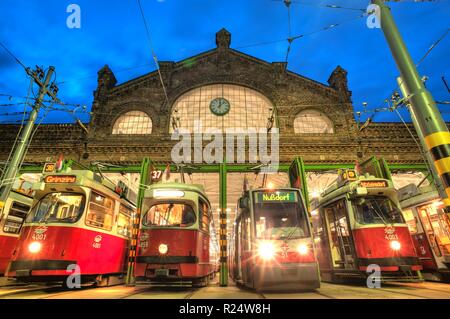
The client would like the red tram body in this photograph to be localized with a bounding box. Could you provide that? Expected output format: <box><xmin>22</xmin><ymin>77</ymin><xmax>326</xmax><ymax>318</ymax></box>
<box><xmin>6</xmin><ymin>170</ymin><xmax>136</xmax><ymax>286</ymax></box>
<box><xmin>135</xmin><ymin>182</ymin><xmax>219</xmax><ymax>286</ymax></box>
<box><xmin>398</xmin><ymin>184</ymin><xmax>450</xmax><ymax>281</ymax></box>
<box><xmin>311</xmin><ymin>170</ymin><xmax>423</xmax><ymax>282</ymax></box>
<box><xmin>0</xmin><ymin>190</ymin><xmax>33</xmax><ymax>275</ymax></box>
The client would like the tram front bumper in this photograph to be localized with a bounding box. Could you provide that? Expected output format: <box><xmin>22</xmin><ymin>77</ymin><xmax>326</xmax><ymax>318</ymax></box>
<box><xmin>253</xmin><ymin>262</ymin><xmax>320</xmax><ymax>291</ymax></box>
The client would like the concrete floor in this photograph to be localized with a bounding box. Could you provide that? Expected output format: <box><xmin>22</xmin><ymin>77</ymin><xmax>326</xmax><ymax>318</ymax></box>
<box><xmin>0</xmin><ymin>279</ymin><xmax>449</xmax><ymax>299</ymax></box>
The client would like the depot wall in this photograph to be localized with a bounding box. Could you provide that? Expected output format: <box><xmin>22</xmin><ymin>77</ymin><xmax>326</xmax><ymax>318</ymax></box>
<box><xmin>0</xmin><ymin>29</ymin><xmax>428</xmax><ymax>167</ymax></box>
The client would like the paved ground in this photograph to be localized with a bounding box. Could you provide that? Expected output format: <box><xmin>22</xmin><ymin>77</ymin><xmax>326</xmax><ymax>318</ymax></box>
<box><xmin>0</xmin><ymin>279</ymin><xmax>449</xmax><ymax>299</ymax></box>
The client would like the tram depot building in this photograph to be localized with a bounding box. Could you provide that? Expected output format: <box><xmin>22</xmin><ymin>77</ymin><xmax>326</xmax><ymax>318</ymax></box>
<box><xmin>0</xmin><ymin>29</ymin><xmax>435</xmax><ymax>226</ymax></box>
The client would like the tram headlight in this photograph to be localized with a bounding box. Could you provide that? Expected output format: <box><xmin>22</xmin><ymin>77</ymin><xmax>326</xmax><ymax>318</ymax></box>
<box><xmin>297</xmin><ymin>244</ymin><xmax>309</xmax><ymax>255</ymax></box>
<box><xmin>158</xmin><ymin>244</ymin><xmax>168</xmax><ymax>255</ymax></box>
<box><xmin>28</xmin><ymin>242</ymin><xmax>42</xmax><ymax>254</ymax></box>
<box><xmin>390</xmin><ymin>240</ymin><xmax>401</xmax><ymax>251</ymax></box>
<box><xmin>258</xmin><ymin>242</ymin><xmax>275</xmax><ymax>260</ymax></box>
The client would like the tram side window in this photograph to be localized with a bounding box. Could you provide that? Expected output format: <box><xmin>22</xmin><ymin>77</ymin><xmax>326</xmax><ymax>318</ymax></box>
<box><xmin>199</xmin><ymin>199</ymin><xmax>210</xmax><ymax>233</ymax></box>
<box><xmin>86</xmin><ymin>192</ymin><xmax>115</xmax><ymax>231</ymax></box>
<box><xmin>143</xmin><ymin>202</ymin><xmax>196</xmax><ymax>227</ymax></box>
<box><xmin>401</xmin><ymin>209</ymin><xmax>418</xmax><ymax>234</ymax></box>
<box><xmin>3</xmin><ymin>202</ymin><xmax>30</xmax><ymax>234</ymax></box>
<box><xmin>117</xmin><ymin>205</ymin><xmax>133</xmax><ymax>237</ymax></box>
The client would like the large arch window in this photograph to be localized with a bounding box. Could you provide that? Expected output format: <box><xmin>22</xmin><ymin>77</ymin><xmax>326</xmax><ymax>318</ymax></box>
<box><xmin>170</xmin><ymin>84</ymin><xmax>276</xmax><ymax>133</ymax></box>
<box><xmin>294</xmin><ymin>110</ymin><xmax>334</xmax><ymax>134</ymax></box>
<box><xmin>112</xmin><ymin>111</ymin><xmax>152</xmax><ymax>135</ymax></box>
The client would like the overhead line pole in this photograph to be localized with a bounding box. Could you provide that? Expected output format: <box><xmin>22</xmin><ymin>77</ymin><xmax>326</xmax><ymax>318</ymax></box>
<box><xmin>0</xmin><ymin>66</ymin><xmax>58</xmax><ymax>203</ymax></box>
<box><xmin>372</xmin><ymin>0</ymin><xmax>450</xmax><ymax>211</ymax></box>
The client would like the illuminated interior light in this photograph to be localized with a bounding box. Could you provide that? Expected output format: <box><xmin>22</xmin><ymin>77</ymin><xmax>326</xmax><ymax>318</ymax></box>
<box><xmin>158</xmin><ymin>244</ymin><xmax>168</xmax><ymax>255</ymax></box>
<box><xmin>310</xmin><ymin>210</ymin><xmax>318</xmax><ymax>216</ymax></box>
<box><xmin>267</xmin><ymin>182</ymin><xmax>274</xmax><ymax>189</ymax></box>
<box><xmin>258</xmin><ymin>242</ymin><xmax>275</xmax><ymax>260</ymax></box>
<box><xmin>28</xmin><ymin>242</ymin><xmax>42</xmax><ymax>254</ymax></box>
<box><xmin>154</xmin><ymin>190</ymin><xmax>185</xmax><ymax>198</ymax></box>
<box><xmin>297</xmin><ymin>244</ymin><xmax>309</xmax><ymax>255</ymax></box>
<box><xmin>432</xmin><ymin>201</ymin><xmax>444</xmax><ymax>208</ymax></box>
<box><xmin>390</xmin><ymin>240</ymin><xmax>401</xmax><ymax>251</ymax></box>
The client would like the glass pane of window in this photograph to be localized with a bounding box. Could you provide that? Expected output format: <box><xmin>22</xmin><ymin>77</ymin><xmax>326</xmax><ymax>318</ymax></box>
<box><xmin>117</xmin><ymin>204</ymin><xmax>133</xmax><ymax>237</ymax></box>
<box><xmin>3</xmin><ymin>202</ymin><xmax>31</xmax><ymax>234</ymax></box>
<box><xmin>170</xmin><ymin>84</ymin><xmax>275</xmax><ymax>133</ymax></box>
<box><xmin>294</xmin><ymin>110</ymin><xmax>334</xmax><ymax>134</ymax></box>
<box><xmin>143</xmin><ymin>202</ymin><xmax>196</xmax><ymax>227</ymax></box>
<box><xmin>112</xmin><ymin>111</ymin><xmax>152</xmax><ymax>135</ymax></box>
<box><xmin>27</xmin><ymin>193</ymin><xmax>85</xmax><ymax>224</ymax></box>
<box><xmin>199</xmin><ymin>199</ymin><xmax>209</xmax><ymax>233</ymax></box>
<box><xmin>86</xmin><ymin>192</ymin><xmax>115</xmax><ymax>230</ymax></box>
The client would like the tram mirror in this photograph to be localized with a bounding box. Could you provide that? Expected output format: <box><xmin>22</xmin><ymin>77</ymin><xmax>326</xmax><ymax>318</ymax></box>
<box><xmin>354</xmin><ymin>187</ymin><xmax>368</xmax><ymax>197</ymax></box>
<box><xmin>32</xmin><ymin>182</ymin><xmax>45</xmax><ymax>191</ymax></box>
<box><xmin>239</xmin><ymin>197</ymin><xmax>249</xmax><ymax>209</ymax></box>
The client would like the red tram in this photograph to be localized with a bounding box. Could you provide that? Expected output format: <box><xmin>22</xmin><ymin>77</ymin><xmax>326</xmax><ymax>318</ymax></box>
<box><xmin>6</xmin><ymin>169</ymin><xmax>136</xmax><ymax>286</ymax></box>
<box><xmin>0</xmin><ymin>190</ymin><xmax>33</xmax><ymax>275</ymax></box>
<box><xmin>135</xmin><ymin>182</ymin><xmax>219</xmax><ymax>287</ymax></box>
<box><xmin>311</xmin><ymin>169</ymin><xmax>422</xmax><ymax>283</ymax></box>
<box><xmin>230</xmin><ymin>187</ymin><xmax>320</xmax><ymax>291</ymax></box>
<box><xmin>398</xmin><ymin>184</ymin><xmax>450</xmax><ymax>281</ymax></box>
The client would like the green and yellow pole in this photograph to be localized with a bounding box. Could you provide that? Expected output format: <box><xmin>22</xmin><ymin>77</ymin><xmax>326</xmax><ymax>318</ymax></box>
<box><xmin>373</xmin><ymin>0</ymin><xmax>450</xmax><ymax>211</ymax></box>
<box><xmin>126</xmin><ymin>157</ymin><xmax>151</xmax><ymax>285</ymax></box>
<box><xmin>219</xmin><ymin>161</ymin><xmax>228</xmax><ymax>286</ymax></box>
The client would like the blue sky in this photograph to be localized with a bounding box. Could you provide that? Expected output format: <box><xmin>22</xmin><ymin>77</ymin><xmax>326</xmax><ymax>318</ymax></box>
<box><xmin>0</xmin><ymin>0</ymin><xmax>449</xmax><ymax>124</ymax></box>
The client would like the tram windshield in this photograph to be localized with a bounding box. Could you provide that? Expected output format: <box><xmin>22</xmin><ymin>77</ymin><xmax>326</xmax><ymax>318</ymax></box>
<box><xmin>143</xmin><ymin>202</ymin><xmax>196</xmax><ymax>227</ymax></box>
<box><xmin>253</xmin><ymin>190</ymin><xmax>309</xmax><ymax>239</ymax></box>
<box><xmin>26</xmin><ymin>192</ymin><xmax>86</xmax><ymax>224</ymax></box>
<box><xmin>352</xmin><ymin>196</ymin><xmax>405</xmax><ymax>225</ymax></box>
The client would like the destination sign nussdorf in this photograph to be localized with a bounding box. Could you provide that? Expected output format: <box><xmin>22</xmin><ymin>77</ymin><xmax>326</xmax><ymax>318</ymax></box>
<box><xmin>257</xmin><ymin>191</ymin><xmax>297</xmax><ymax>203</ymax></box>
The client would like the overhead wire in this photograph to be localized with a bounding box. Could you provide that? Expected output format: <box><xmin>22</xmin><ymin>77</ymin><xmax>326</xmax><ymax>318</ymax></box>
<box><xmin>137</xmin><ymin>0</ymin><xmax>170</xmax><ymax>105</ymax></box>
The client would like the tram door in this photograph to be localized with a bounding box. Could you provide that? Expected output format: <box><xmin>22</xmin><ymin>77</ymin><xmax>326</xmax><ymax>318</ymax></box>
<box><xmin>234</xmin><ymin>217</ymin><xmax>243</xmax><ymax>280</ymax></box>
<box><xmin>417</xmin><ymin>204</ymin><xmax>450</xmax><ymax>262</ymax></box>
<box><xmin>324</xmin><ymin>200</ymin><xmax>355</xmax><ymax>269</ymax></box>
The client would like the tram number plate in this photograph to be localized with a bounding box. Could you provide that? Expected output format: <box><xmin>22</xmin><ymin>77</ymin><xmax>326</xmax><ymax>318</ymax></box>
<box><xmin>281</xmin><ymin>268</ymin><xmax>298</xmax><ymax>276</ymax></box>
<box><xmin>155</xmin><ymin>269</ymin><xmax>169</xmax><ymax>277</ymax></box>
<box><xmin>16</xmin><ymin>270</ymin><xmax>31</xmax><ymax>277</ymax></box>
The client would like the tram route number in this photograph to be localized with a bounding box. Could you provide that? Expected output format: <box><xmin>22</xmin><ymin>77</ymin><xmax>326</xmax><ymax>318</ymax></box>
<box><xmin>179</xmin><ymin>303</ymin><xmax>271</xmax><ymax>317</ymax></box>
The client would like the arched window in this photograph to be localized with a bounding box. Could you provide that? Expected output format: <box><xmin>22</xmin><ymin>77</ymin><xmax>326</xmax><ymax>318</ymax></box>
<box><xmin>170</xmin><ymin>84</ymin><xmax>275</xmax><ymax>133</ymax></box>
<box><xmin>294</xmin><ymin>110</ymin><xmax>334</xmax><ymax>134</ymax></box>
<box><xmin>112</xmin><ymin>111</ymin><xmax>152</xmax><ymax>135</ymax></box>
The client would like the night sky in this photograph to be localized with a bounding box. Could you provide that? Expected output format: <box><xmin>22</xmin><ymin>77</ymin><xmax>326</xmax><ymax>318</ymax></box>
<box><xmin>0</xmin><ymin>0</ymin><xmax>449</xmax><ymax>124</ymax></box>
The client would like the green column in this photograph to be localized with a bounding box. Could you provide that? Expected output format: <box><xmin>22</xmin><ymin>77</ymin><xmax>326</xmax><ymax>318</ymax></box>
<box><xmin>373</xmin><ymin>0</ymin><xmax>450</xmax><ymax>208</ymax></box>
<box><xmin>397</xmin><ymin>77</ymin><xmax>446</xmax><ymax>197</ymax></box>
<box><xmin>126</xmin><ymin>157</ymin><xmax>150</xmax><ymax>285</ymax></box>
<box><xmin>219</xmin><ymin>161</ymin><xmax>228</xmax><ymax>286</ymax></box>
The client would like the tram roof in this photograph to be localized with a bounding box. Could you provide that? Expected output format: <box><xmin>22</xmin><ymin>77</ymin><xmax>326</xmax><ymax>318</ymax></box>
<box><xmin>146</xmin><ymin>182</ymin><xmax>207</xmax><ymax>197</ymax></box>
<box><xmin>398</xmin><ymin>183</ymin><xmax>439</xmax><ymax>208</ymax></box>
<box><xmin>316</xmin><ymin>175</ymin><xmax>395</xmax><ymax>208</ymax></box>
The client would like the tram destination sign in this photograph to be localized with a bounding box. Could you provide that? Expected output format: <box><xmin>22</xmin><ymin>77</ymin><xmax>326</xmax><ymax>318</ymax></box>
<box><xmin>359</xmin><ymin>180</ymin><xmax>388</xmax><ymax>188</ymax></box>
<box><xmin>257</xmin><ymin>191</ymin><xmax>297</xmax><ymax>203</ymax></box>
<box><xmin>44</xmin><ymin>175</ymin><xmax>77</xmax><ymax>184</ymax></box>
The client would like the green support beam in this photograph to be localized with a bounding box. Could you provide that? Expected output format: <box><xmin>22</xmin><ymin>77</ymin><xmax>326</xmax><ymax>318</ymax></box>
<box><xmin>219</xmin><ymin>161</ymin><xmax>228</xmax><ymax>286</ymax></box>
<box><xmin>17</xmin><ymin>162</ymin><xmax>428</xmax><ymax>175</ymax></box>
<box><xmin>126</xmin><ymin>157</ymin><xmax>151</xmax><ymax>285</ymax></box>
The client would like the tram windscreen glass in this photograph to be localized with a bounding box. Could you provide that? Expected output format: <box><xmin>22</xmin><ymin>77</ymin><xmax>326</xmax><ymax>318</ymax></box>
<box><xmin>253</xmin><ymin>191</ymin><xmax>309</xmax><ymax>239</ymax></box>
<box><xmin>143</xmin><ymin>202</ymin><xmax>196</xmax><ymax>227</ymax></box>
<box><xmin>26</xmin><ymin>192</ymin><xmax>85</xmax><ymax>224</ymax></box>
<box><xmin>352</xmin><ymin>196</ymin><xmax>405</xmax><ymax>225</ymax></box>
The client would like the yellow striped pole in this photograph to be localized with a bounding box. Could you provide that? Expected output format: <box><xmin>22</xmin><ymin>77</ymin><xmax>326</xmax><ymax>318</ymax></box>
<box><xmin>374</xmin><ymin>0</ymin><xmax>450</xmax><ymax>213</ymax></box>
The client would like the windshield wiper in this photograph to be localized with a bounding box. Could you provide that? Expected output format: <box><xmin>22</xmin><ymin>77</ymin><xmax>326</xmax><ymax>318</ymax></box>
<box><xmin>368</xmin><ymin>201</ymin><xmax>389</xmax><ymax>226</ymax></box>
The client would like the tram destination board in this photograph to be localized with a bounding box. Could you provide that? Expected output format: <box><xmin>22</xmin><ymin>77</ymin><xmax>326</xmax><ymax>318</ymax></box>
<box><xmin>256</xmin><ymin>191</ymin><xmax>298</xmax><ymax>203</ymax></box>
<box><xmin>359</xmin><ymin>180</ymin><xmax>388</xmax><ymax>188</ymax></box>
<box><xmin>43</xmin><ymin>175</ymin><xmax>77</xmax><ymax>183</ymax></box>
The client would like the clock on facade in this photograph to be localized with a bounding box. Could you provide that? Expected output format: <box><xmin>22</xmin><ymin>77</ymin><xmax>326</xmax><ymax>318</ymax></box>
<box><xmin>209</xmin><ymin>98</ymin><xmax>230</xmax><ymax>116</ymax></box>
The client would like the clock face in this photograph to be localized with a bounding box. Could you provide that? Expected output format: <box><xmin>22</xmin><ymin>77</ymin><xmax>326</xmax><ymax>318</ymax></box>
<box><xmin>210</xmin><ymin>98</ymin><xmax>230</xmax><ymax>116</ymax></box>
